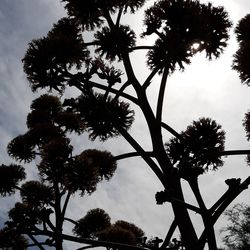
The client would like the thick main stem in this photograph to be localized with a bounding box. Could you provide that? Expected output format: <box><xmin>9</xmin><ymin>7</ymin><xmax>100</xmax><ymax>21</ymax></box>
<box><xmin>189</xmin><ymin>178</ymin><xmax>217</xmax><ymax>250</ymax></box>
<box><xmin>121</xmin><ymin>51</ymin><xmax>198</xmax><ymax>250</ymax></box>
<box><xmin>54</xmin><ymin>183</ymin><xmax>63</xmax><ymax>250</ymax></box>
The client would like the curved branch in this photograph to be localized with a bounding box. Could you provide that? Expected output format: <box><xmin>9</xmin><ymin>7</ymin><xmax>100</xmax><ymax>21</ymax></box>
<box><xmin>62</xmin><ymin>70</ymin><xmax>139</xmax><ymax>105</ymax></box>
<box><xmin>83</xmin><ymin>80</ymin><xmax>139</xmax><ymax>105</ymax></box>
<box><xmin>113</xmin><ymin>80</ymin><xmax>131</xmax><ymax>102</ymax></box>
<box><xmin>114</xmin><ymin>151</ymin><xmax>154</xmax><ymax>161</ymax></box>
<box><xmin>156</xmin><ymin>67</ymin><xmax>168</xmax><ymax>123</ymax></box>
<box><xmin>113</xmin><ymin>121</ymin><xmax>165</xmax><ymax>184</ymax></box>
<box><xmin>161</xmin><ymin>122</ymin><xmax>182</xmax><ymax>140</ymax></box>
<box><xmin>64</xmin><ymin>217</ymin><xmax>78</xmax><ymax>226</ymax></box>
<box><xmin>142</xmin><ymin>64</ymin><xmax>162</xmax><ymax>90</ymax></box>
<box><xmin>32</xmin><ymin>230</ymin><xmax>151</xmax><ymax>250</ymax></box>
<box><xmin>62</xmin><ymin>191</ymin><xmax>71</xmax><ymax>218</ymax></box>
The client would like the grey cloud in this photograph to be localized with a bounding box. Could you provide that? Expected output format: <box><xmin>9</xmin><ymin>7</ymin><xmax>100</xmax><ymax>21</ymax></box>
<box><xmin>1</xmin><ymin>1</ymin><xmax>250</xmax><ymax>249</ymax></box>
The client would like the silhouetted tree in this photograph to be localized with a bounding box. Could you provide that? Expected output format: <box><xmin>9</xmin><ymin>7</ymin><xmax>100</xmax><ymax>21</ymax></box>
<box><xmin>220</xmin><ymin>203</ymin><xmax>250</xmax><ymax>250</ymax></box>
<box><xmin>1</xmin><ymin>0</ymin><xmax>250</xmax><ymax>249</ymax></box>
<box><xmin>0</xmin><ymin>95</ymin><xmax>127</xmax><ymax>249</ymax></box>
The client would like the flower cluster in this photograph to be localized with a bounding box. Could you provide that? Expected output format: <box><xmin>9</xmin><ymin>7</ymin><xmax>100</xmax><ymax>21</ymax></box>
<box><xmin>144</xmin><ymin>0</ymin><xmax>232</xmax><ymax>73</ymax></box>
<box><xmin>165</xmin><ymin>118</ymin><xmax>225</xmax><ymax>180</ymax></box>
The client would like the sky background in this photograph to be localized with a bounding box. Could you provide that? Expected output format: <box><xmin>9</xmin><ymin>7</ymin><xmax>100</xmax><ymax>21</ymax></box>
<box><xmin>1</xmin><ymin>0</ymin><xmax>250</xmax><ymax>249</ymax></box>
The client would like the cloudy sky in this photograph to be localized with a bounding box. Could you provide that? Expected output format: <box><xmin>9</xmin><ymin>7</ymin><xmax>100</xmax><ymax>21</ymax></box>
<box><xmin>1</xmin><ymin>0</ymin><xmax>250</xmax><ymax>249</ymax></box>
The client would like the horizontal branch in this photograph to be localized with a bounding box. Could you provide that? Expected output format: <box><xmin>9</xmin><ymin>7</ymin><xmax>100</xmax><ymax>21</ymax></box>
<box><xmin>129</xmin><ymin>46</ymin><xmax>154</xmax><ymax>52</ymax></box>
<box><xmin>33</xmin><ymin>230</ymin><xmax>151</xmax><ymax>250</ymax></box>
<box><xmin>114</xmin><ymin>151</ymin><xmax>154</xmax><ymax>161</ymax></box>
<box><xmin>83</xmin><ymin>41</ymin><xmax>99</xmax><ymax>47</ymax></box>
<box><xmin>87</xmin><ymin>80</ymin><xmax>139</xmax><ymax>105</ymax></box>
<box><xmin>218</xmin><ymin>150</ymin><xmax>250</xmax><ymax>157</ymax></box>
<box><xmin>64</xmin><ymin>217</ymin><xmax>78</xmax><ymax>226</ymax></box>
<box><xmin>170</xmin><ymin>197</ymin><xmax>201</xmax><ymax>214</ymax></box>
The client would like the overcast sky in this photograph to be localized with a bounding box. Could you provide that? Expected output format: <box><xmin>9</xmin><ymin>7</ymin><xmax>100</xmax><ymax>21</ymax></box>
<box><xmin>1</xmin><ymin>0</ymin><xmax>250</xmax><ymax>249</ymax></box>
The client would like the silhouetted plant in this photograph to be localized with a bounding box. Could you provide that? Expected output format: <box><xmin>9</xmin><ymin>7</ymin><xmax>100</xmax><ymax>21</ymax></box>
<box><xmin>0</xmin><ymin>164</ymin><xmax>26</xmax><ymax>196</ymax></box>
<box><xmin>73</xmin><ymin>208</ymin><xmax>111</xmax><ymax>239</ymax></box>
<box><xmin>0</xmin><ymin>227</ymin><xmax>28</xmax><ymax>250</ymax></box>
<box><xmin>221</xmin><ymin>203</ymin><xmax>250</xmax><ymax>250</ymax></box>
<box><xmin>2</xmin><ymin>0</ymin><xmax>250</xmax><ymax>249</ymax></box>
<box><xmin>233</xmin><ymin>14</ymin><xmax>250</xmax><ymax>85</ymax></box>
<box><xmin>1</xmin><ymin>95</ymin><xmax>119</xmax><ymax>249</ymax></box>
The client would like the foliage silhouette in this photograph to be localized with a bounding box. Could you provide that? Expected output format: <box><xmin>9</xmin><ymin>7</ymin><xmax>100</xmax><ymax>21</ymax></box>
<box><xmin>1</xmin><ymin>0</ymin><xmax>250</xmax><ymax>249</ymax></box>
<box><xmin>221</xmin><ymin>204</ymin><xmax>250</xmax><ymax>250</ymax></box>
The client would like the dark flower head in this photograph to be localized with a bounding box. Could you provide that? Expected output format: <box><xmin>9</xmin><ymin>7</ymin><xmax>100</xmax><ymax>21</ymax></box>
<box><xmin>78</xmin><ymin>149</ymin><xmax>117</xmax><ymax>181</ymax></box>
<box><xmin>233</xmin><ymin>42</ymin><xmax>250</xmax><ymax>85</ymax></box>
<box><xmin>97</xmin><ymin>225</ymin><xmax>137</xmax><ymax>245</ymax></box>
<box><xmin>54</xmin><ymin>111</ymin><xmax>86</xmax><ymax>134</ymax></box>
<box><xmin>38</xmin><ymin>157</ymin><xmax>67</xmax><ymax>184</ymax></box>
<box><xmin>95</xmin><ymin>25</ymin><xmax>136</xmax><ymax>61</ymax></box>
<box><xmin>142</xmin><ymin>5</ymin><xmax>163</xmax><ymax>37</ymax></box>
<box><xmin>93</xmin><ymin>58</ymin><xmax>123</xmax><ymax>86</ymax></box>
<box><xmin>144</xmin><ymin>0</ymin><xmax>232</xmax><ymax>72</ymax></box>
<box><xmin>64</xmin><ymin>155</ymin><xmax>100</xmax><ymax>195</ymax></box>
<box><xmin>147</xmin><ymin>37</ymin><xmax>192</xmax><ymax>73</ymax></box>
<box><xmin>65</xmin><ymin>149</ymin><xmax>116</xmax><ymax>194</ymax></box>
<box><xmin>7</xmin><ymin>135</ymin><xmax>35</xmax><ymax>163</ymax></box>
<box><xmin>243</xmin><ymin>111</ymin><xmax>250</xmax><ymax>141</ymax></box>
<box><xmin>62</xmin><ymin>0</ymin><xmax>146</xmax><ymax>30</ymax></box>
<box><xmin>62</xmin><ymin>0</ymin><xmax>107</xmax><ymax>30</ymax></box>
<box><xmin>23</xmin><ymin>18</ymin><xmax>88</xmax><ymax>92</ymax></box>
<box><xmin>8</xmin><ymin>202</ymin><xmax>42</xmax><ymax>230</ymax></box>
<box><xmin>27</xmin><ymin>95</ymin><xmax>62</xmax><ymax>128</ymax></box>
<box><xmin>73</xmin><ymin>208</ymin><xmax>111</xmax><ymax>238</ymax></box>
<box><xmin>0</xmin><ymin>227</ymin><xmax>28</xmax><ymax>250</ymax></box>
<box><xmin>114</xmin><ymin>220</ymin><xmax>144</xmax><ymax>239</ymax></box>
<box><xmin>118</xmin><ymin>0</ymin><xmax>147</xmax><ymax>13</ymax></box>
<box><xmin>37</xmin><ymin>137</ymin><xmax>72</xmax><ymax>183</ymax></box>
<box><xmin>41</xmin><ymin>137</ymin><xmax>73</xmax><ymax>163</ymax></box>
<box><xmin>235</xmin><ymin>14</ymin><xmax>250</xmax><ymax>43</ymax></box>
<box><xmin>27</xmin><ymin>109</ymin><xmax>52</xmax><ymax>129</ymax></box>
<box><xmin>27</xmin><ymin>123</ymin><xmax>64</xmax><ymax>145</ymax></box>
<box><xmin>30</xmin><ymin>94</ymin><xmax>62</xmax><ymax>113</ymax></box>
<box><xmin>74</xmin><ymin>92</ymin><xmax>134</xmax><ymax>141</ymax></box>
<box><xmin>20</xmin><ymin>181</ymin><xmax>54</xmax><ymax>207</ymax></box>
<box><xmin>166</xmin><ymin>118</ymin><xmax>225</xmax><ymax>180</ymax></box>
<box><xmin>0</xmin><ymin>164</ymin><xmax>26</xmax><ymax>196</ymax></box>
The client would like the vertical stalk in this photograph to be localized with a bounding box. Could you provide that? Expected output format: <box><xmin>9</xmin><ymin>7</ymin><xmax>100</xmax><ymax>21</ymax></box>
<box><xmin>54</xmin><ymin>182</ymin><xmax>63</xmax><ymax>250</ymax></box>
<box><xmin>189</xmin><ymin>178</ymin><xmax>217</xmax><ymax>250</ymax></box>
<box><xmin>121</xmin><ymin>51</ymin><xmax>198</xmax><ymax>250</ymax></box>
<box><xmin>62</xmin><ymin>191</ymin><xmax>71</xmax><ymax>219</ymax></box>
<box><xmin>170</xmin><ymin>177</ymin><xmax>199</xmax><ymax>250</ymax></box>
<box><xmin>156</xmin><ymin>67</ymin><xmax>168</xmax><ymax>123</ymax></box>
